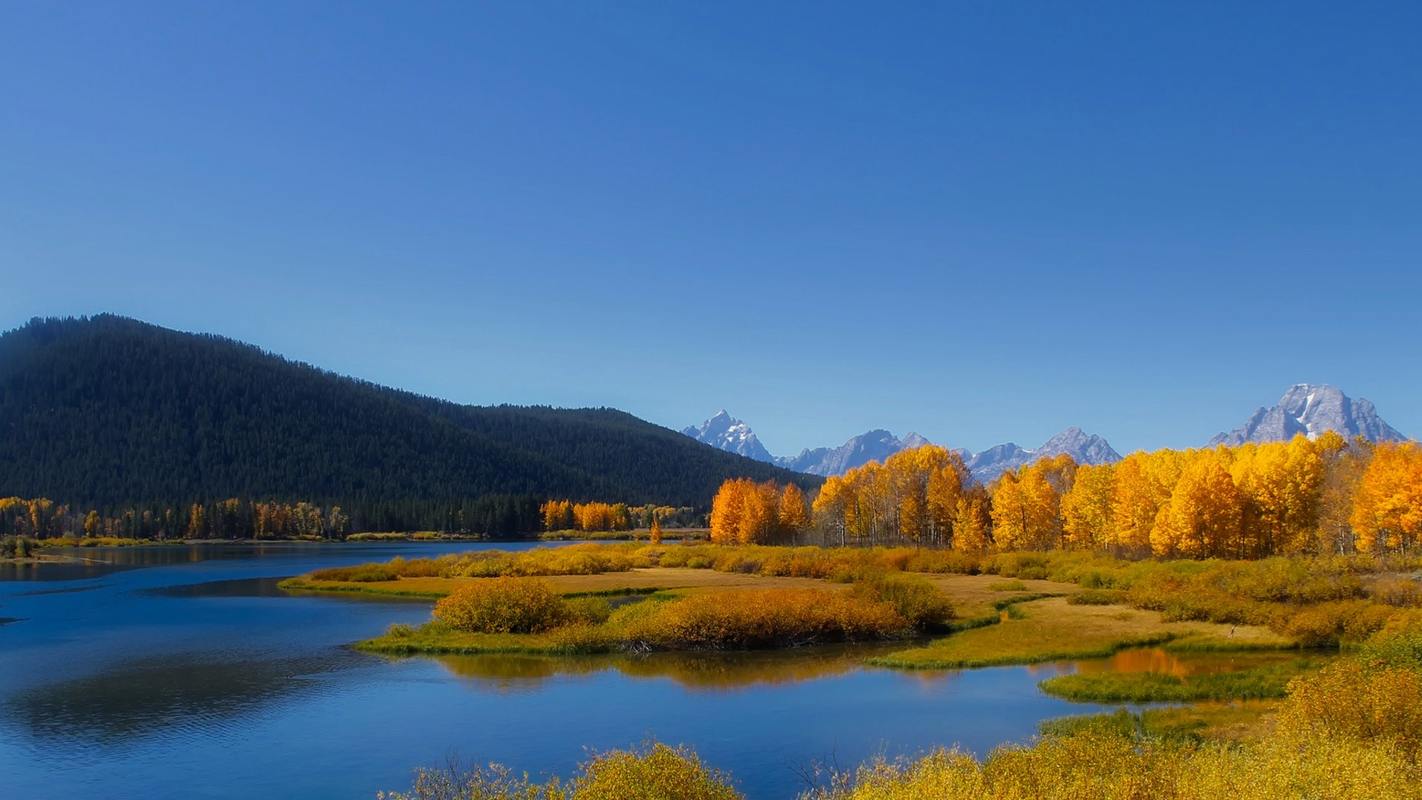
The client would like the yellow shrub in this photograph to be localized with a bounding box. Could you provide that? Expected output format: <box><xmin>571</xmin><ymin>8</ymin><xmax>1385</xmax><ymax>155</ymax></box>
<box><xmin>571</xmin><ymin>743</ymin><xmax>740</xmax><ymax>800</ymax></box>
<box><xmin>616</xmin><ymin>589</ymin><xmax>908</xmax><ymax>649</ymax></box>
<box><xmin>433</xmin><ymin>577</ymin><xmax>568</xmax><ymax>634</ymax></box>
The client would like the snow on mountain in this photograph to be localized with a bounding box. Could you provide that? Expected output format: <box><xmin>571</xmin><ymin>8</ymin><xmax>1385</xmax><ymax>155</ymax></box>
<box><xmin>680</xmin><ymin>410</ymin><xmax>775</xmax><ymax>462</ymax></box>
<box><xmin>965</xmin><ymin>427</ymin><xmax>1122</xmax><ymax>482</ymax></box>
<box><xmin>681</xmin><ymin>411</ymin><xmax>1120</xmax><ymax>482</ymax></box>
<box><xmin>774</xmin><ymin>430</ymin><xmax>930</xmax><ymax>476</ymax></box>
<box><xmin>1210</xmin><ymin>384</ymin><xmax>1407</xmax><ymax>446</ymax></box>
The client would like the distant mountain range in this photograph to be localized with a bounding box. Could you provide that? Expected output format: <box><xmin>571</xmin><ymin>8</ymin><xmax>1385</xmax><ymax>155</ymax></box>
<box><xmin>681</xmin><ymin>413</ymin><xmax>1120</xmax><ymax>481</ymax></box>
<box><xmin>684</xmin><ymin>384</ymin><xmax>1409</xmax><ymax>481</ymax></box>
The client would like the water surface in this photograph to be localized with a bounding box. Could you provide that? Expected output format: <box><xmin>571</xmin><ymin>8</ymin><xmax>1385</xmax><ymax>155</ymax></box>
<box><xmin>3</xmin><ymin>542</ymin><xmax>1142</xmax><ymax>799</ymax></box>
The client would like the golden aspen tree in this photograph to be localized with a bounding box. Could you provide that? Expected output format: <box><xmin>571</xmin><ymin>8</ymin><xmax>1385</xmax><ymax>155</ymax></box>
<box><xmin>953</xmin><ymin>491</ymin><xmax>991</xmax><ymax>553</ymax></box>
<box><xmin>1112</xmin><ymin>451</ymin><xmax>1180</xmax><ymax>557</ymax></box>
<box><xmin>649</xmin><ymin>515</ymin><xmax>663</xmax><ymax>544</ymax></box>
<box><xmin>1351</xmin><ymin>442</ymin><xmax>1422</xmax><ymax>554</ymax></box>
<box><xmin>1062</xmin><ymin>463</ymin><xmax>1115</xmax><ymax>550</ymax></box>
<box><xmin>1316</xmin><ymin>433</ymin><xmax>1370</xmax><ymax>554</ymax></box>
<box><xmin>990</xmin><ymin>457</ymin><xmax>1070</xmax><ymax>551</ymax></box>
<box><xmin>710</xmin><ymin>478</ymin><xmax>750</xmax><ymax>544</ymax></box>
<box><xmin>812</xmin><ymin>474</ymin><xmax>850</xmax><ymax>546</ymax></box>
<box><xmin>778</xmin><ymin>483</ymin><xmax>810</xmax><ymax>539</ymax></box>
<box><xmin>925</xmin><ymin>459</ymin><xmax>967</xmax><ymax>548</ymax></box>
<box><xmin>1153</xmin><ymin>453</ymin><xmax>1242</xmax><ymax>558</ymax></box>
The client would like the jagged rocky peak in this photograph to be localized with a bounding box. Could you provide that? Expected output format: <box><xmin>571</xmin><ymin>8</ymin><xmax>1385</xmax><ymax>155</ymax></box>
<box><xmin>681</xmin><ymin>410</ymin><xmax>775</xmax><ymax>462</ymax></box>
<box><xmin>1210</xmin><ymin>384</ymin><xmax>1407</xmax><ymax>446</ymax></box>
<box><xmin>964</xmin><ymin>427</ymin><xmax>1122</xmax><ymax>483</ymax></box>
<box><xmin>1036</xmin><ymin>426</ymin><xmax>1122</xmax><ymax>464</ymax></box>
<box><xmin>774</xmin><ymin>429</ymin><xmax>935</xmax><ymax>476</ymax></box>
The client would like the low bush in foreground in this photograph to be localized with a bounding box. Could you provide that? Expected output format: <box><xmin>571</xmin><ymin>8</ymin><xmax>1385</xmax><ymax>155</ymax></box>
<box><xmin>379</xmin><ymin>742</ymin><xmax>740</xmax><ymax>800</ymax></box>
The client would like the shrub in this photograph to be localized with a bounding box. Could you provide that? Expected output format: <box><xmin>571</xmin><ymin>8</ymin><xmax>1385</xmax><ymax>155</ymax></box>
<box><xmin>563</xmin><ymin>596</ymin><xmax>613</xmax><ymax>626</ymax></box>
<box><xmin>1067</xmin><ymin>589</ymin><xmax>1126</xmax><ymax>606</ymax></box>
<box><xmin>1371</xmin><ymin>576</ymin><xmax>1422</xmax><ymax>608</ymax></box>
<box><xmin>433</xmin><ymin>577</ymin><xmax>569</xmax><ymax>634</ymax></box>
<box><xmin>309</xmin><ymin>564</ymin><xmax>399</xmax><ymax>582</ymax></box>
<box><xmin>1283</xmin><ymin>600</ymin><xmax>1393</xmax><ymax>647</ymax></box>
<box><xmin>616</xmin><ymin>588</ymin><xmax>909</xmax><ymax>650</ymax></box>
<box><xmin>850</xmin><ymin>574</ymin><xmax>954</xmax><ymax>631</ymax></box>
<box><xmin>380</xmin><ymin>743</ymin><xmax>739</xmax><ymax>800</ymax></box>
<box><xmin>571</xmin><ymin>743</ymin><xmax>740</xmax><ymax>800</ymax></box>
<box><xmin>1276</xmin><ymin>659</ymin><xmax>1422</xmax><ymax>759</ymax></box>
<box><xmin>384</xmin><ymin>623</ymin><xmax>416</xmax><ymax>639</ymax></box>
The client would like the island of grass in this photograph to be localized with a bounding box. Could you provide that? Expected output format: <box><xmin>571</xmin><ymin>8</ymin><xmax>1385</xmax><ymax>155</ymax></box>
<box><xmin>358</xmin><ymin>571</ymin><xmax>956</xmax><ymax>655</ymax></box>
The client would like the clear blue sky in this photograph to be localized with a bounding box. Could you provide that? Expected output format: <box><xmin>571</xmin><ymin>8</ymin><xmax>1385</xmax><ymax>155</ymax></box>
<box><xmin>2</xmin><ymin>2</ymin><xmax>1418</xmax><ymax>455</ymax></box>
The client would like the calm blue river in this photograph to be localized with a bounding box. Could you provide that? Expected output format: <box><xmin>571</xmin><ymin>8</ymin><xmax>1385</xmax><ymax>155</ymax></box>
<box><xmin>0</xmin><ymin>542</ymin><xmax>1115</xmax><ymax>799</ymax></box>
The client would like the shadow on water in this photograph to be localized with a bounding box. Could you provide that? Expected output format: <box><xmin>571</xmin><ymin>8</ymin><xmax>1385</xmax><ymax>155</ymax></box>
<box><xmin>5</xmin><ymin>650</ymin><xmax>366</xmax><ymax>744</ymax></box>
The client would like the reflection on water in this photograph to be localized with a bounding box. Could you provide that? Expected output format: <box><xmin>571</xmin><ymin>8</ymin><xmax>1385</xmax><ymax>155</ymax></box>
<box><xmin>8</xmin><ymin>651</ymin><xmax>361</xmax><ymax>743</ymax></box>
<box><xmin>1070</xmin><ymin>647</ymin><xmax>1299</xmax><ymax>678</ymax></box>
<box><xmin>428</xmin><ymin>644</ymin><xmax>916</xmax><ymax>693</ymax></box>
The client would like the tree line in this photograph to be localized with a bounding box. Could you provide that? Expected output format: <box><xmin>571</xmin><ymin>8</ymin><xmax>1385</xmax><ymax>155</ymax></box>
<box><xmin>712</xmin><ymin>434</ymin><xmax>1422</xmax><ymax>557</ymax></box>
<box><xmin>539</xmin><ymin>500</ymin><xmax>701</xmax><ymax>532</ymax></box>
<box><xmin>0</xmin><ymin>495</ymin><xmax>554</xmax><ymax>540</ymax></box>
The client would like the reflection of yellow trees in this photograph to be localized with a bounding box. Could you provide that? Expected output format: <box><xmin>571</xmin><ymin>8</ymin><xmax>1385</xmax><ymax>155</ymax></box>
<box><xmin>431</xmin><ymin>645</ymin><xmax>909</xmax><ymax>692</ymax></box>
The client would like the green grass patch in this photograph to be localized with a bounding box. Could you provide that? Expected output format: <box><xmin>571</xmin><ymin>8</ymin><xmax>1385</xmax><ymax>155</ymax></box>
<box><xmin>870</xmin><ymin>597</ymin><xmax>1179</xmax><ymax>670</ymax></box>
<box><xmin>1039</xmin><ymin>658</ymin><xmax>1324</xmax><ymax>702</ymax></box>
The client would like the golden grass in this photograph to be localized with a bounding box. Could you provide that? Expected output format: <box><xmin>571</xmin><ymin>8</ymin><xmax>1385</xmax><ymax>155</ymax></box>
<box><xmin>870</xmin><ymin>596</ymin><xmax>1293</xmax><ymax>670</ymax></box>
<box><xmin>920</xmin><ymin>573</ymin><xmax>1074</xmax><ymax>619</ymax></box>
<box><xmin>1142</xmin><ymin>701</ymin><xmax>1281</xmax><ymax>742</ymax></box>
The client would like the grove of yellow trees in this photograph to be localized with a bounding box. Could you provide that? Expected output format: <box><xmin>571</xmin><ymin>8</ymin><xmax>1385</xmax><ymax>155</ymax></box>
<box><xmin>709</xmin><ymin>479</ymin><xmax>810</xmax><ymax>544</ymax></box>
<box><xmin>722</xmin><ymin>434</ymin><xmax>1422</xmax><ymax>558</ymax></box>
<box><xmin>540</xmin><ymin>500</ymin><xmax>633</xmax><ymax>532</ymax></box>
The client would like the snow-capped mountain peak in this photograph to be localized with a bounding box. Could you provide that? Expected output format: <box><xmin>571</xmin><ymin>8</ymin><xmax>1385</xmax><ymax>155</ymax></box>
<box><xmin>1210</xmin><ymin>384</ymin><xmax>1406</xmax><ymax>446</ymax></box>
<box><xmin>681</xmin><ymin>411</ymin><xmax>775</xmax><ymax>462</ymax></box>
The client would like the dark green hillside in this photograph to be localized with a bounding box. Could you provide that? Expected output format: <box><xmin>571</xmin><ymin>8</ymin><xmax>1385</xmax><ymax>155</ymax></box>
<box><xmin>0</xmin><ymin>315</ymin><xmax>815</xmax><ymax>532</ymax></box>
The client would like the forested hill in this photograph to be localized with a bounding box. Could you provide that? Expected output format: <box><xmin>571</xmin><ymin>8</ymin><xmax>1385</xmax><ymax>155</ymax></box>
<box><xmin>0</xmin><ymin>315</ymin><xmax>815</xmax><ymax>529</ymax></box>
